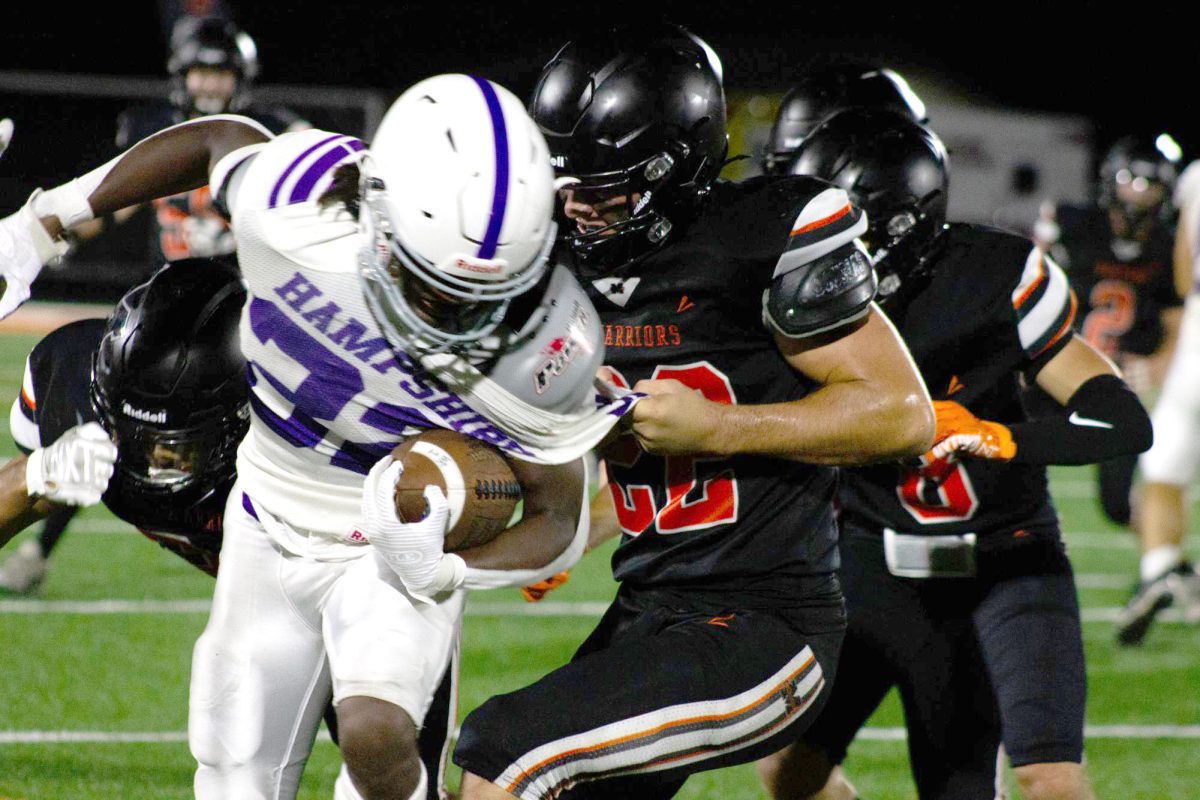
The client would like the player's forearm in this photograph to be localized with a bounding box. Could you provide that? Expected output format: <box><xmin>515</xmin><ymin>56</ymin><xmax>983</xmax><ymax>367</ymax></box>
<box><xmin>38</xmin><ymin>115</ymin><xmax>269</xmax><ymax>239</ymax></box>
<box><xmin>0</xmin><ymin>455</ymin><xmax>51</xmax><ymax>549</ymax></box>
<box><xmin>707</xmin><ymin>383</ymin><xmax>934</xmax><ymax>465</ymax></box>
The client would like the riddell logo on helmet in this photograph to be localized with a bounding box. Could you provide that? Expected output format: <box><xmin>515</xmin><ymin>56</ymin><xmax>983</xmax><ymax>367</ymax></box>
<box><xmin>550</xmin><ymin>154</ymin><xmax>567</xmax><ymax>169</ymax></box>
<box><xmin>122</xmin><ymin>402</ymin><xmax>168</xmax><ymax>425</ymax></box>
<box><xmin>454</xmin><ymin>257</ymin><xmax>503</xmax><ymax>274</ymax></box>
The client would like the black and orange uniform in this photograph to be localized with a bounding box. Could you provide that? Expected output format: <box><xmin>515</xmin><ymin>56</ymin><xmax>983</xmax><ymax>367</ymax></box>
<box><xmin>1047</xmin><ymin>203</ymin><xmax>1179</xmax><ymax>523</ymax></box>
<box><xmin>10</xmin><ymin>319</ymin><xmax>225</xmax><ymax>575</ymax></box>
<box><xmin>799</xmin><ymin>224</ymin><xmax>1086</xmax><ymax>799</ymax></box>
<box><xmin>456</xmin><ymin>176</ymin><xmax>865</xmax><ymax>800</ymax></box>
<box><xmin>115</xmin><ymin>101</ymin><xmax>304</xmax><ymax>267</ymax></box>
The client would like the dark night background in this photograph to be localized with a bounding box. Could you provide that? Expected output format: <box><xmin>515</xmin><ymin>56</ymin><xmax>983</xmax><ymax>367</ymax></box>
<box><xmin>0</xmin><ymin>2</ymin><xmax>1192</xmax><ymax>299</ymax></box>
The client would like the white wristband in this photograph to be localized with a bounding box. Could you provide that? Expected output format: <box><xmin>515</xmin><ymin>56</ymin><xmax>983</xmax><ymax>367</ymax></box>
<box><xmin>25</xmin><ymin>448</ymin><xmax>47</xmax><ymax>497</ymax></box>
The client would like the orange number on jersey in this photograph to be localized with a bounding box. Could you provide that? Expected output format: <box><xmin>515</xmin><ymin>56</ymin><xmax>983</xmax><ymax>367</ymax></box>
<box><xmin>604</xmin><ymin>362</ymin><xmax>739</xmax><ymax>536</ymax></box>
<box><xmin>897</xmin><ymin>456</ymin><xmax>979</xmax><ymax>523</ymax></box>
<box><xmin>1081</xmin><ymin>280</ymin><xmax>1136</xmax><ymax>357</ymax></box>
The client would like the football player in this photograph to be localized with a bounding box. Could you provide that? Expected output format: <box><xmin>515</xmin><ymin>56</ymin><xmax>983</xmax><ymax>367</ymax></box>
<box><xmin>451</xmin><ymin>26</ymin><xmax>934</xmax><ymax>800</ymax></box>
<box><xmin>0</xmin><ymin>73</ymin><xmax>634</xmax><ymax>800</ymax></box>
<box><xmin>1035</xmin><ymin>135</ymin><xmax>1181</xmax><ymax>530</ymax></box>
<box><xmin>0</xmin><ymin>256</ymin><xmax>455</xmax><ymax>799</ymax></box>
<box><xmin>1124</xmin><ymin>157</ymin><xmax>1200</xmax><ymax>644</ymax></box>
<box><xmin>755</xmin><ymin>108</ymin><xmax>1152</xmax><ymax>800</ymax></box>
<box><xmin>760</xmin><ymin>63</ymin><xmax>927</xmax><ymax>176</ymax></box>
<box><xmin>0</xmin><ymin>18</ymin><xmax>313</xmax><ymax>593</ymax></box>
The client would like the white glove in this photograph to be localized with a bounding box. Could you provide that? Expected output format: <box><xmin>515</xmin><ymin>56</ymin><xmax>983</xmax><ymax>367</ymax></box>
<box><xmin>26</xmin><ymin>422</ymin><xmax>118</xmax><ymax>506</ymax></box>
<box><xmin>0</xmin><ymin>192</ymin><xmax>68</xmax><ymax>318</ymax></box>
<box><xmin>361</xmin><ymin>454</ymin><xmax>464</xmax><ymax>602</ymax></box>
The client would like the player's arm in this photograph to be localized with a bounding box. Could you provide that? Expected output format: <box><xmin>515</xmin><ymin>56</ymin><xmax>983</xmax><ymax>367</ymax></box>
<box><xmin>0</xmin><ymin>455</ymin><xmax>52</xmax><ymax>549</ymax></box>
<box><xmin>632</xmin><ymin>188</ymin><xmax>932</xmax><ymax>464</ymax></box>
<box><xmin>456</xmin><ymin>457</ymin><xmax>588</xmax><ymax>586</ymax></box>
<box><xmin>0</xmin><ymin>115</ymin><xmax>270</xmax><ymax>316</ymax></box>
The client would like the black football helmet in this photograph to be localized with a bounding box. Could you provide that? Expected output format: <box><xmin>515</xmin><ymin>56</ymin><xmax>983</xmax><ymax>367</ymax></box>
<box><xmin>91</xmin><ymin>256</ymin><xmax>249</xmax><ymax>527</ymax></box>
<box><xmin>762</xmin><ymin>64</ymin><xmax>928</xmax><ymax>175</ymax></box>
<box><xmin>529</xmin><ymin>22</ymin><xmax>727</xmax><ymax>272</ymax></box>
<box><xmin>167</xmin><ymin>16</ymin><xmax>260</xmax><ymax>116</ymax></box>
<box><xmin>1098</xmin><ymin>133</ymin><xmax>1181</xmax><ymax>234</ymax></box>
<box><xmin>789</xmin><ymin>108</ymin><xmax>948</xmax><ymax>308</ymax></box>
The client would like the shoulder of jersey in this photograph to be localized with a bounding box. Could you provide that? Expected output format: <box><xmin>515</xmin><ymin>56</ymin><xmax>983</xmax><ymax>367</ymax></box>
<box><xmin>30</xmin><ymin>318</ymin><xmax>108</xmax><ymax>364</ymax></box>
<box><xmin>219</xmin><ymin>128</ymin><xmax>365</xmax><ymax>214</ymax></box>
<box><xmin>697</xmin><ymin>175</ymin><xmax>865</xmax><ymax>263</ymax></box>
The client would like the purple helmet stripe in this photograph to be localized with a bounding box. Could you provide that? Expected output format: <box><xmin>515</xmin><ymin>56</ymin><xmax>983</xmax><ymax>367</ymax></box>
<box><xmin>471</xmin><ymin>76</ymin><xmax>510</xmax><ymax>260</ymax></box>
<box><xmin>289</xmin><ymin>138</ymin><xmax>365</xmax><ymax>204</ymax></box>
<box><xmin>269</xmin><ymin>133</ymin><xmax>343</xmax><ymax>208</ymax></box>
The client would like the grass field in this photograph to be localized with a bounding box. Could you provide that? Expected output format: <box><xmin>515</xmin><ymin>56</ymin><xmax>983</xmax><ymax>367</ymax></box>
<box><xmin>0</xmin><ymin>325</ymin><xmax>1198</xmax><ymax>799</ymax></box>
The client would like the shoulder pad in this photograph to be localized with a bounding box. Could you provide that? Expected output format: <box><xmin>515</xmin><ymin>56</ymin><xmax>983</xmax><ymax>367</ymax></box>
<box><xmin>773</xmin><ymin>182</ymin><xmax>868</xmax><ymax>277</ymax></box>
<box><xmin>483</xmin><ymin>265</ymin><xmax>605</xmax><ymax>413</ymax></box>
<box><xmin>221</xmin><ymin>128</ymin><xmax>364</xmax><ymax>214</ymax></box>
<box><xmin>762</xmin><ymin>240</ymin><xmax>877</xmax><ymax>338</ymax></box>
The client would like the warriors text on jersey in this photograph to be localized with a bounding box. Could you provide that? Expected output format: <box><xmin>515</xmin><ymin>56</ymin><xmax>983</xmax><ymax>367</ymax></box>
<box><xmin>841</xmin><ymin>224</ymin><xmax>1076</xmax><ymax>538</ymax></box>
<box><xmin>585</xmin><ymin>176</ymin><xmax>865</xmax><ymax>599</ymax></box>
<box><xmin>1048</xmin><ymin>204</ymin><xmax>1178</xmax><ymax>357</ymax></box>
<box><xmin>9</xmin><ymin>319</ymin><xmax>225</xmax><ymax>574</ymax></box>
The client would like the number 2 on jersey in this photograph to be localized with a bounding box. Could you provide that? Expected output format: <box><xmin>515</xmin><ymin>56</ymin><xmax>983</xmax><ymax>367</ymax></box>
<box><xmin>604</xmin><ymin>362</ymin><xmax>739</xmax><ymax>535</ymax></box>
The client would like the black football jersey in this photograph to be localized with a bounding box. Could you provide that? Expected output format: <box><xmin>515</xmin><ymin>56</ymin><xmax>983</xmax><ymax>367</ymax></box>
<box><xmin>839</xmin><ymin>224</ymin><xmax>1075</xmax><ymax>539</ymax></box>
<box><xmin>115</xmin><ymin>100</ymin><xmax>306</xmax><ymax>266</ymax></box>
<box><xmin>1049</xmin><ymin>204</ymin><xmax>1178</xmax><ymax>357</ymax></box>
<box><xmin>11</xmin><ymin>319</ymin><xmax>227</xmax><ymax>575</ymax></box>
<box><xmin>585</xmin><ymin>176</ymin><xmax>865</xmax><ymax>599</ymax></box>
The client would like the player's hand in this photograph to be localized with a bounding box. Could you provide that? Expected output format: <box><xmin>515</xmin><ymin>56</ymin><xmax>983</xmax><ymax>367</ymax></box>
<box><xmin>521</xmin><ymin>570</ymin><xmax>570</xmax><ymax>602</ymax></box>
<box><xmin>924</xmin><ymin>400</ymin><xmax>1016</xmax><ymax>462</ymax></box>
<box><xmin>362</xmin><ymin>454</ymin><xmax>462</xmax><ymax>601</ymax></box>
<box><xmin>0</xmin><ymin>193</ymin><xmax>67</xmax><ymax>318</ymax></box>
<box><xmin>25</xmin><ymin>422</ymin><xmax>117</xmax><ymax>506</ymax></box>
<box><xmin>630</xmin><ymin>379</ymin><xmax>723</xmax><ymax>455</ymax></box>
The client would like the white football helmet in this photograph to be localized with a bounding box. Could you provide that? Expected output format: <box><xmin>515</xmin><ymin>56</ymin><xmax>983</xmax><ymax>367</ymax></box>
<box><xmin>359</xmin><ymin>73</ymin><xmax>557</xmax><ymax>353</ymax></box>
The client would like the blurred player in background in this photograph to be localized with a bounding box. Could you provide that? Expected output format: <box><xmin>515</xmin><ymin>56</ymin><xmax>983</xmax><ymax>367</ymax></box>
<box><xmin>0</xmin><ymin>16</ymin><xmax>310</xmax><ymax>594</ymax></box>
<box><xmin>0</xmin><ymin>72</ymin><xmax>635</xmax><ymax>800</ymax></box>
<box><xmin>1118</xmin><ymin>158</ymin><xmax>1200</xmax><ymax>644</ymax></box>
<box><xmin>453</xmin><ymin>26</ymin><xmax>933</xmax><ymax>800</ymax></box>
<box><xmin>757</xmin><ymin>107</ymin><xmax>1151</xmax><ymax>800</ymax></box>
<box><xmin>1034</xmin><ymin>135</ymin><xmax>1182</xmax><ymax>528</ymax></box>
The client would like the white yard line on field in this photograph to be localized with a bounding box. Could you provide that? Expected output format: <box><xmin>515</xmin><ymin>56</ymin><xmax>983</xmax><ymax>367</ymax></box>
<box><xmin>1</xmin><ymin>598</ymin><xmax>1196</xmax><ymax>625</ymax></box>
<box><xmin>3</xmin><ymin>725</ymin><xmax>1199</xmax><ymax>745</ymax></box>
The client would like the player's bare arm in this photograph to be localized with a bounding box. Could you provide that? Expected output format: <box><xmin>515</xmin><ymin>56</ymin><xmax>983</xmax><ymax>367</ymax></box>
<box><xmin>631</xmin><ymin>305</ymin><xmax>934</xmax><ymax>464</ymax></box>
<box><xmin>0</xmin><ymin>455</ymin><xmax>52</xmax><ymax>548</ymax></box>
<box><xmin>454</xmin><ymin>457</ymin><xmax>586</xmax><ymax>573</ymax></box>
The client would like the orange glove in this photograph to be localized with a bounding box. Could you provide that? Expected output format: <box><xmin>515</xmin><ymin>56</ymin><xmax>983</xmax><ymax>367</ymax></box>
<box><xmin>520</xmin><ymin>570</ymin><xmax>570</xmax><ymax>602</ymax></box>
<box><xmin>924</xmin><ymin>400</ymin><xmax>1016</xmax><ymax>462</ymax></box>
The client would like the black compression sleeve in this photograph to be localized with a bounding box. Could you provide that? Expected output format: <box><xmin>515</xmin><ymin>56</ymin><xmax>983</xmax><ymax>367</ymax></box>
<box><xmin>1008</xmin><ymin>374</ymin><xmax>1152</xmax><ymax>465</ymax></box>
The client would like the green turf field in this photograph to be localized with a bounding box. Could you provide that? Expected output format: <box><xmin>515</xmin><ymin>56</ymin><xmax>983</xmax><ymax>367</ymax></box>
<box><xmin>0</xmin><ymin>328</ymin><xmax>1198</xmax><ymax>799</ymax></box>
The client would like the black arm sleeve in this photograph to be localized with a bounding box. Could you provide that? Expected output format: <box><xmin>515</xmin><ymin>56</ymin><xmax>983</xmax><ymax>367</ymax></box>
<box><xmin>1008</xmin><ymin>374</ymin><xmax>1153</xmax><ymax>465</ymax></box>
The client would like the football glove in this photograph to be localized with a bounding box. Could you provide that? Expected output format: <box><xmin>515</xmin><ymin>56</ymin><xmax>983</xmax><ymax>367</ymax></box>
<box><xmin>0</xmin><ymin>118</ymin><xmax>13</xmax><ymax>162</ymax></box>
<box><xmin>0</xmin><ymin>191</ymin><xmax>68</xmax><ymax>319</ymax></box>
<box><xmin>925</xmin><ymin>400</ymin><xmax>1016</xmax><ymax>462</ymax></box>
<box><xmin>25</xmin><ymin>422</ymin><xmax>117</xmax><ymax>506</ymax></box>
<box><xmin>362</xmin><ymin>454</ymin><xmax>464</xmax><ymax>602</ymax></box>
<box><xmin>521</xmin><ymin>570</ymin><xmax>570</xmax><ymax>602</ymax></box>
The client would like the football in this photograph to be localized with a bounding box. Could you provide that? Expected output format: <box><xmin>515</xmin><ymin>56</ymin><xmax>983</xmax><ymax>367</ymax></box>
<box><xmin>390</xmin><ymin>428</ymin><xmax>522</xmax><ymax>552</ymax></box>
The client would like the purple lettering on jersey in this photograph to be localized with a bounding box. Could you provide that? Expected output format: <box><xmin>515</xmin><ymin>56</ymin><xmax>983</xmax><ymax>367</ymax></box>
<box><xmin>275</xmin><ymin>272</ymin><xmax>323</xmax><ymax>311</ymax></box>
<box><xmin>301</xmin><ymin>301</ymin><xmax>342</xmax><ymax>333</ymax></box>
<box><xmin>327</xmin><ymin>318</ymin><xmax>392</xmax><ymax>363</ymax></box>
<box><xmin>269</xmin><ymin>134</ymin><xmax>343</xmax><ymax>208</ymax></box>
<box><xmin>289</xmin><ymin>138</ymin><xmax>364</xmax><ymax>204</ymax></box>
<box><xmin>424</xmin><ymin>394</ymin><xmax>475</xmax><ymax>420</ymax></box>
<box><xmin>361</xmin><ymin>401</ymin><xmax>432</xmax><ymax>434</ymax></box>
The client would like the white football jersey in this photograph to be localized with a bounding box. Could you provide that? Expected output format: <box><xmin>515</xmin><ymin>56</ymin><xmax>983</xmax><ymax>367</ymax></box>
<box><xmin>215</xmin><ymin>129</ymin><xmax>551</xmax><ymax>556</ymax></box>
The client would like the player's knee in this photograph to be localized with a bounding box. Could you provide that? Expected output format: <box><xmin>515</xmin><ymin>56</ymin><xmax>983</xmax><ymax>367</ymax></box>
<box><xmin>1013</xmin><ymin>762</ymin><xmax>1092</xmax><ymax>800</ymax></box>
<box><xmin>337</xmin><ymin>696</ymin><xmax>422</xmax><ymax>799</ymax></box>
<box><xmin>756</xmin><ymin>741</ymin><xmax>842</xmax><ymax>799</ymax></box>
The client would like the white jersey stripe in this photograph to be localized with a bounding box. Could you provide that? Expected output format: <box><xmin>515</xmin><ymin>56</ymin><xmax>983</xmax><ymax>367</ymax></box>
<box><xmin>1015</xmin><ymin>249</ymin><xmax>1071</xmax><ymax>352</ymax></box>
<box><xmin>496</xmin><ymin>646</ymin><xmax>823</xmax><ymax>798</ymax></box>
<box><xmin>8</xmin><ymin>398</ymin><xmax>40</xmax><ymax>451</ymax></box>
